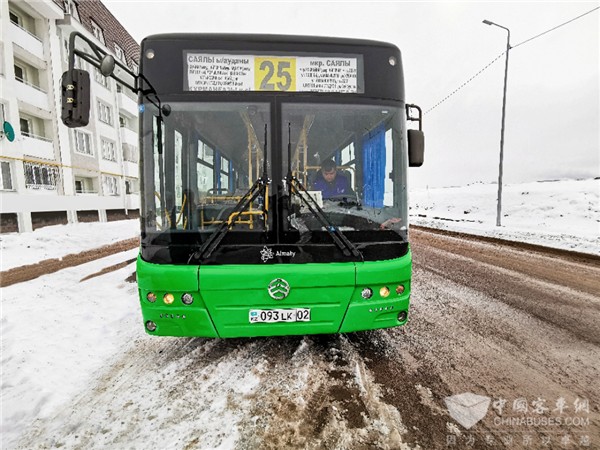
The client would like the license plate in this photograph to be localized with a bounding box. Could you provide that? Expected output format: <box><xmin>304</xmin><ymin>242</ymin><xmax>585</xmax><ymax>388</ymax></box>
<box><xmin>249</xmin><ymin>308</ymin><xmax>311</xmax><ymax>323</ymax></box>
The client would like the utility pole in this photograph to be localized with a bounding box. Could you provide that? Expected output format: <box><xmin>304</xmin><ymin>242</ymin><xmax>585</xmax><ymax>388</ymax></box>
<box><xmin>483</xmin><ymin>19</ymin><xmax>511</xmax><ymax>227</ymax></box>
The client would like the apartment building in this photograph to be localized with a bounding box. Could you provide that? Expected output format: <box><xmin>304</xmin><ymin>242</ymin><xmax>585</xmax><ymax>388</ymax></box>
<box><xmin>0</xmin><ymin>0</ymin><xmax>140</xmax><ymax>233</ymax></box>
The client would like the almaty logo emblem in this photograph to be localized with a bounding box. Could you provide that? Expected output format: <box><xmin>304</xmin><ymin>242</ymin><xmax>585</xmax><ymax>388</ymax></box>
<box><xmin>260</xmin><ymin>246</ymin><xmax>274</xmax><ymax>263</ymax></box>
<box><xmin>268</xmin><ymin>278</ymin><xmax>290</xmax><ymax>300</ymax></box>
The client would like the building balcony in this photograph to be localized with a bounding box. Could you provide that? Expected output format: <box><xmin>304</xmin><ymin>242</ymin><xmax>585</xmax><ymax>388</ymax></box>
<box><xmin>118</xmin><ymin>92</ymin><xmax>138</xmax><ymax>116</ymax></box>
<box><xmin>120</xmin><ymin>127</ymin><xmax>138</xmax><ymax>147</ymax></box>
<box><xmin>15</xmin><ymin>80</ymin><xmax>50</xmax><ymax>113</ymax></box>
<box><xmin>22</xmin><ymin>134</ymin><xmax>55</xmax><ymax>160</ymax></box>
<box><xmin>123</xmin><ymin>161</ymin><xmax>138</xmax><ymax>178</ymax></box>
<box><xmin>125</xmin><ymin>193</ymin><xmax>140</xmax><ymax>210</ymax></box>
<box><xmin>10</xmin><ymin>22</ymin><xmax>44</xmax><ymax>59</ymax></box>
<box><xmin>23</xmin><ymin>0</ymin><xmax>64</xmax><ymax>19</ymax></box>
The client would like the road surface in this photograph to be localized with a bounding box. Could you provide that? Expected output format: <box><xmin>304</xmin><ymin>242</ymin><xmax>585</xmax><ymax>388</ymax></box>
<box><xmin>10</xmin><ymin>227</ymin><xmax>600</xmax><ymax>449</ymax></box>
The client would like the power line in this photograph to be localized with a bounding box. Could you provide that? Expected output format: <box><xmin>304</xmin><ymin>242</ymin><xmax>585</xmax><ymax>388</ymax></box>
<box><xmin>424</xmin><ymin>6</ymin><xmax>599</xmax><ymax>115</ymax></box>
<box><xmin>425</xmin><ymin>51</ymin><xmax>506</xmax><ymax>114</ymax></box>
<box><xmin>512</xmin><ymin>6</ymin><xmax>599</xmax><ymax>49</ymax></box>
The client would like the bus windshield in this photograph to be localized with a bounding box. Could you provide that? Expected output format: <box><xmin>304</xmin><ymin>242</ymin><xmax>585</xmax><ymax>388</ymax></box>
<box><xmin>141</xmin><ymin>100</ymin><xmax>408</xmax><ymax>248</ymax></box>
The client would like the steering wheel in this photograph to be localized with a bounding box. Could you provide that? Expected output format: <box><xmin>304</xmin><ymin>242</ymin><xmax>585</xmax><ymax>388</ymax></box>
<box><xmin>324</xmin><ymin>194</ymin><xmax>361</xmax><ymax>209</ymax></box>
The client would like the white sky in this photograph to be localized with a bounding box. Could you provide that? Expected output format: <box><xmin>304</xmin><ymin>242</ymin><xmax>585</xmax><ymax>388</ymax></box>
<box><xmin>104</xmin><ymin>1</ymin><xmax>600</xmax><ymax>188</ymax></box>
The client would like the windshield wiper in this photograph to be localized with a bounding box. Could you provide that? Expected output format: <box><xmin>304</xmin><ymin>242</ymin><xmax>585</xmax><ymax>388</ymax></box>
<box><xmin>188</xmin><ymin>124</ymin><xmax>270</xmax><ymax>262</ymax></box>
<box><xmin>286</xmin><ymin>123</ymin><xmax>362</xmax><ymax>259</ymax></box>
<box><xmin>289</xmin><ymin>176</ymin><xmax>362</xmax><ymax>258</ymax></box>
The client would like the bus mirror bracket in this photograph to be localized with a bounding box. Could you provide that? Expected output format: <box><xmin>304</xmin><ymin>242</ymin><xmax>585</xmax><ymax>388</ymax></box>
<box><xmin>406</xmin><ymin>104</ymin><xmax>425</xmax><ymax>167</ymax></box>
<box><xmin>61</xmin><ymin>31</ymin><xmax>139</xmax><ymax>128</ymax></box>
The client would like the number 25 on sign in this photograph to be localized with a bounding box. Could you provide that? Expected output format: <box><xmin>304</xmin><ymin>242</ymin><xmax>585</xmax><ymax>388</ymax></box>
<box><xmin>255</xmin><ymin>57</ymin><xmax>296</xmax><ymax>92</ymax></box>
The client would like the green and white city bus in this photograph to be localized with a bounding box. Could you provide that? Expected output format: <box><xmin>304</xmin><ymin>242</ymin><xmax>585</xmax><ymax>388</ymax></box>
<box><xmin>62</xmin><ymin>33</ymin><xmax>425</xmax><ymax>338</ymax></box>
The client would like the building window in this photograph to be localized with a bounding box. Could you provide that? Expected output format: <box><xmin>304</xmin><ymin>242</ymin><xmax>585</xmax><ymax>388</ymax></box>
<box><xmin>125</xmin><ymin>179</ymin><xmax>138</xmax><ymax>194</ymax></box>
<box><xmin>1</xmin><ymin>161</ymin><xmax>13</xmax><ymax>190</ymax></box>
<box><xmin>114</xmin><ymin>44</ymin><xmax>125</xmax><ymax>62</ymax></box>
<box><xmin>75</xmin><ymin>176</ymin><xmax>95</xmax><ymax>193</ymax></box>
<box><xmin>20</xmin><ymin>118</ymin><xmax>31</xmax><ymax>137</ymax></box>
<box><xmin>122</xmin><ymin>143</ymin><xmax>138</xmax><ymax>162</ymax></box>
<box><xmin>97</xmin><ymin>102</ymin><xmax>113</xmax><ymax>125</ymax></box>
<box><xmin>63</xmin><ymin>0</ymin><xmax>80</xmax><ymax>20</ymax></box>
<box><xmin>220</xmin><ymin>155</ymin><xmax>230</xmax><ymax>191</ymax></box>
<box><xmin>9</xmin><ymin>7</ymin><xmax>36</xmax><ymax>36</ymax></box>
<box><xmin>102</xmin><ymin>175</ymin><xmax>119</xmax><ymax>196</ymax></box>
<box><xmin>24</xmin><ymin>162</ymin><xmax>59</xmax><ymax>190</ymax></box>
<box><xmin>9</xmin><ymin>11</ymin><xmax>21</xmax><ymax>26</ymax></box>
<box><xmin>90</xmin><ymin>20</ymin><xmax>105</xmax><ymax>44</ymax></box>
<box><xmin>94</xmin><ymin>67</ymin><xmax>110</xmax><ymax>89</ymax></box>
<box><xmin>101</xmin><ymin>139</ymin><xmax>116</xmax><ymax>161</ymax></box>
<box><xmin>14</xmin><ymin>64</ymin><xmax>25</xmax><ymax>82</ymax></box>
<box><xmin>74</xmin><ymin>130</ymin><xmax>93</xmax><ymax>155</ymax></box>
<box><xmin>130</xmin><ymin>61</ymin><xmax>139</xmax><ymax>75</ymax></box>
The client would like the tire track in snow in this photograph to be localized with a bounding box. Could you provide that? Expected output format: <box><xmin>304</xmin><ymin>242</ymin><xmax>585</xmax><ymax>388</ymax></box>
<box><xmin>15</xmin><ymin>334</ymin><xmax>414</xmax><ymax>450</ymax></box>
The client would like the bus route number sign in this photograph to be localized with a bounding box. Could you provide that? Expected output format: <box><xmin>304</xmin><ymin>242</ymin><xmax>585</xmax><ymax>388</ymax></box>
<box><xmin>185</xmin><ymin>53</ymin><xmax>361</xmax><ymax>93</ymax></box>
<box><xmin>255</xmin><ymin>57</ymin><xmax>296</xmax><ymax>92</ymax></box>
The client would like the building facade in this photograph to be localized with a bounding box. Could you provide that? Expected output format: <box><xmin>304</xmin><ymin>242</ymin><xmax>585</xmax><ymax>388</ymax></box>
<box><xmin>0</xmin><ymin>0</ymin><xmax>140</xmax><ymax>233</ymax></box>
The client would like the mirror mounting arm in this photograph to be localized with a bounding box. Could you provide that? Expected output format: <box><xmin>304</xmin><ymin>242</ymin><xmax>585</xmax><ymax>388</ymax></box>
<box><xmin>405</xmin><ymin>104</ymin><xmax>423</xmax><ymax>131</ymax></box>
<box><xmin>67</xmin><ymin>31</ymin><xmax>138</xmax><ymax>93</ymax></box>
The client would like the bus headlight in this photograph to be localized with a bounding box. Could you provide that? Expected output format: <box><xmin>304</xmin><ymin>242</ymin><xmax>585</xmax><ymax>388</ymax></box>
<box><xmin>145</xmin><ymin>321</ymin><xmax>157</xmax><ymax>332</ymax></box>
<box><xmin>396</xmin><ymin>285</ymin><xmax>405</xmax><ymax>295</ymax></box>
<box><xmin>146</xmin><ymin>292</ymin><xmax>157</xmax><ymax>303</ymax></box>
<box><xmin>182</xmin><ymin>293</ymin><xmax>194</xmax><ymax>305</ymax></box>
<box><xmin>380</xmin><ymin>286</ymin><xmax>390</xmax><ymax>298</ymax></box>
<box><xmin>163</xmin><ymin>293</ymin><xmax>175</xmax><ymax>305</ymax></box>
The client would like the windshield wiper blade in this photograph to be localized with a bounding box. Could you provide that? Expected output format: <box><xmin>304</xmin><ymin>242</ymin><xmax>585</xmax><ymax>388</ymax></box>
<box><xmin>188</xmin><ymin>125</ymin><xmax>270</xmax><ymax>263</ymax></box>
<box><xmin>289</xmin><ymin>176</ymin><xmax>362</xmax><ymax>259</ymax></box>
<box><xmin>188</xmin><ymin>176</ymin><xmax>269</xmax><ymax>262</ymax></box>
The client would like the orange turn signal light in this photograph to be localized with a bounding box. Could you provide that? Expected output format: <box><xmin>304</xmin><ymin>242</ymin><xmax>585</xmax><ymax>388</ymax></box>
<box><xmin>163</xmin><ymin>293</ymin><xmax>175</xmax><ymax>305</ymax></box>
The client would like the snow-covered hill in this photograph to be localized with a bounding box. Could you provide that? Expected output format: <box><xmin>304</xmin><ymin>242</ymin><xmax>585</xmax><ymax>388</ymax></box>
<box><xmin>410</xmin><ymin>178</ymin><xmax>599</xmax><ymax>255</ymax></box>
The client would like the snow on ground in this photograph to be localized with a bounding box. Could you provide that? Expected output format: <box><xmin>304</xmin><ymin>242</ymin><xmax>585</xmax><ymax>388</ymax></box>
<box><xmin>409</xmin><ymin>178</ymin><xmax>600</xmax><ymax>255</ymax></box>
<box><xmin>1</xmin><ymin>248</ymin><xmax>140</xmax><ymax>447</ymax></box>
<box><xmin>0</xmin><ymin>219</ymin><xmax>139</xmax><ymax>271</ymax></box>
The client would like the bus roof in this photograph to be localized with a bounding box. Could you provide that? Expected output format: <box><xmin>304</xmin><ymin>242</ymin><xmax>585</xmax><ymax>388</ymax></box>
<box><xmin>142</xmin><ymin>33</ymin><xmax>400</xmax><ymax>51</ymax></box>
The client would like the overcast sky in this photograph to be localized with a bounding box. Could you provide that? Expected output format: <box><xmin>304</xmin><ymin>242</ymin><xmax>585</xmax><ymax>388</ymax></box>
<box><xmin>104</xmin><ymin>1</ymin><xmax>599</xmax><ymax>189</ymax></box>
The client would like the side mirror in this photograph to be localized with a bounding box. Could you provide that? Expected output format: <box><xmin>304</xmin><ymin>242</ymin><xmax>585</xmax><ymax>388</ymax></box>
<box><xmin>100</xmin><ymin>55</ymin><xmax>116</xmax><ymax>77</ymax></box>
<box><xmin>61</xmin><ymin>69</ymin><xmax>90</xmax><ymax>128</ymax></box>
<box><xmin>408</xmin><ymin>129</ymin><xmax>424</xmax><ymax>167</ymax></box>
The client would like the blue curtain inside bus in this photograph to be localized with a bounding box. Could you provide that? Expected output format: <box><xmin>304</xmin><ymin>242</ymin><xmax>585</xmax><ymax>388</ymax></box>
<box><xmin>362</xmin><ymin>125</ymin><xmax>385</xmax><ymax>208</ymax></box>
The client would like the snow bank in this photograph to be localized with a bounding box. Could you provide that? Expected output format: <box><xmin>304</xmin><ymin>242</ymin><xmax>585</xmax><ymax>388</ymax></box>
<box><xmin>0</xmin><ymin>220</ymin><xmax>139</xmax><ymax>271</ymax></box>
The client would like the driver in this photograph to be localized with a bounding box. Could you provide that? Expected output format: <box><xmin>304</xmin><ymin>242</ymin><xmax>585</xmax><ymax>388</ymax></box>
<box><xmin>312</xmin><ymin>159</ymin><xmax>353</xmax><ymax>199</ymax></box>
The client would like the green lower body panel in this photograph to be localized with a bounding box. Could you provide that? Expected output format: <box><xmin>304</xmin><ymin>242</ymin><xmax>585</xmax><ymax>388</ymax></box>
<box><xmin>136</xmin><ymin>249</ymin><xmax>412</xmax><ymax>338</ymax></box>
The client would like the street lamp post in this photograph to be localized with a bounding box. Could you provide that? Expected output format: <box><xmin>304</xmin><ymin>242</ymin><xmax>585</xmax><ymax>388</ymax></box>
<box><xmin>483</xmin><ymin>19</ymin><xmax>511</xmax><ymax>227</ymax></box>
